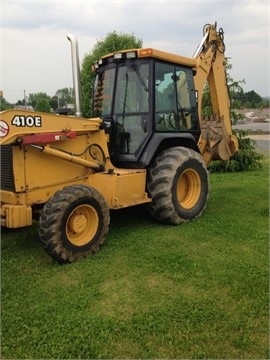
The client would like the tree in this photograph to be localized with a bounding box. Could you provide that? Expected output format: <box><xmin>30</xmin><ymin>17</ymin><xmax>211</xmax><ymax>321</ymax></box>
<box><xmin>28</xmin><ymin>92</ymin><xmax>51</xmax><ymax>109</ymax></box>
<box><xmin>49</xmin><ymin>88</ymin><xmax>74</xmax><ymax>111</ymax></box>
<box><xmin>35</xmin><ymin>98</ymin><xmax>51</xmax><ymax>113</ymax></box>
<box><xmin>0</xmin><ymin>96</ymin><xmax>12</xmax><ymax>111</ymax></box>
<box><xmin>80</xmin><ymin>31</ymin><xmax>143</xmax><ymax>117</ymax></box>
<box><xmin>242</xmin><ymin>90</ymin><xmax>263</xmax><ymax>108</ymax></box>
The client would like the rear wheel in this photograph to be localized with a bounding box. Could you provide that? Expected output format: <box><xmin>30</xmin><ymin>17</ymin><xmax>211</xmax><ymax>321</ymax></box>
<box><xmin>38</xmin><ymin>185</ymin><xmax>110</xmax><ymax>263</ymax></box>
<box><xmin>146</xmin><ymin>146</ymin><xmax>209</xmax><ymax>225</ymax></box>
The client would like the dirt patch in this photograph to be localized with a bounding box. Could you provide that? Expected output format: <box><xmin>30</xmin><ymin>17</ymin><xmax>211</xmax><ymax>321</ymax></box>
<box><xmin>235</xmin><ymin>108</ymin><xmax>270</xmax><ymax>123</ymax></box>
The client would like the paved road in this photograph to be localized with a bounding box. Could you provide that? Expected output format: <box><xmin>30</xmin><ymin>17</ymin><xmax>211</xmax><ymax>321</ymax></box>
<box><xmin>233</xmin><ymin>122</ymin><xmax>270</xmax><ymax>133</ymax></box>
<box><xmin>233</xmin><ymin>123</ymin><xmax>269</xmax><ymax>153</ymax></box>
<box><xmin>249</xmin><ymin>135</ymin><xmax>269</xmax><ymax>152</ymax></box>
<box><xmin>255</xmin><ymin>141</ymin><xmax>269</xmax><ymax>153</ymax></box>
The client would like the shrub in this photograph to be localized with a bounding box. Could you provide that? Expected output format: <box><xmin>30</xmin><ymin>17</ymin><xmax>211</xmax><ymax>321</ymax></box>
<box><xmin>209</xmin><ymin>130</ymin><xmax>263</xmax><ymax>172</ymax></box>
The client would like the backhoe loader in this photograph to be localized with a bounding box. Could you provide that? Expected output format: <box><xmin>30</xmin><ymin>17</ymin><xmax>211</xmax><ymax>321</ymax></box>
<box><xmin>0</xmin><ymin>23</ymin><xmax>238</xmax><ymax>263</ymax></box>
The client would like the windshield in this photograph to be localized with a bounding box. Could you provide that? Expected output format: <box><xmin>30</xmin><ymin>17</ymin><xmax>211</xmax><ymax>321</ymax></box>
<box><xmin>114</xmin><ymin>63</ymin><xmax>149</xmax><ymax>114</ymax></box>
<box><xmin>93</xmin><ymin>61</ymin><xmax>149</xmax><ymax>118</ymax></box>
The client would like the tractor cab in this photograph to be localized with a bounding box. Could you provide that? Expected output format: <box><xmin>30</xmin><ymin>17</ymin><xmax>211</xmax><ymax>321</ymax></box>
<box><xmin>92</xmin><ymin>49</ymin><xmax>200</xmax><ymax>167</ymax></box>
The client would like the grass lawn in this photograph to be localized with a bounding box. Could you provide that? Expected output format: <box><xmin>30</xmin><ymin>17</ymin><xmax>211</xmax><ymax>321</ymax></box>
<box><xmin>1</xmin><ymin>156</ymin><xmax>269</xmax><ymax>359</ymax></box>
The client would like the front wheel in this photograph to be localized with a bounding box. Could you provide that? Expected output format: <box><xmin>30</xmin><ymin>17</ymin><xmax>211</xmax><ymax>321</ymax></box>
<box><xmin>146</xmin><ymin>147</ymin><xmax>209</xmax><ymax>225</ymax></box>
<box><xmin>38</xmin><ymin>185</ymin><xmax>110</xmax><ymax>263</ymax></box>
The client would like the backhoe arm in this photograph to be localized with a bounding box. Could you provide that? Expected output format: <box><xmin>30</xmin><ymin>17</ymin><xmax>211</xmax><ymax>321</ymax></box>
<box><xmin>193</xmin><ymin>23</ymin><xmax>238</xmax><ymax>165</ymax></box>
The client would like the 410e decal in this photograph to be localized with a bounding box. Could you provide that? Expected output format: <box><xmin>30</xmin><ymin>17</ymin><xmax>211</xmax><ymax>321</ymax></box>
<box><xmin>12</xmin><ymin>115</ymin><xmax>42</xmax><ymax>127</ymax></box>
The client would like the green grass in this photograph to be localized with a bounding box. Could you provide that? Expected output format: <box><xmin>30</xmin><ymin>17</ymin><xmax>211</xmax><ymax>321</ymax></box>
<box><xmin>1</xmin><ymin>157</ymin><xmax>269</xmax><ymax>359</ymax></box>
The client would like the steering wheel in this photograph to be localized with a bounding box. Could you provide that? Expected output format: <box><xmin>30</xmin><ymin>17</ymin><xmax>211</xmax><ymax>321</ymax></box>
<box><xmin>165</xmin><ymin>111</ymin><xmax>176</xmax><ymax>129</ymax></box>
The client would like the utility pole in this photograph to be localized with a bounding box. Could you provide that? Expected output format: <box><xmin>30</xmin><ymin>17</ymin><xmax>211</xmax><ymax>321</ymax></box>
<box><xmin>24</xmin><ymin>90</ymin><xmax>26</xmax><ymax>109</ymax></box>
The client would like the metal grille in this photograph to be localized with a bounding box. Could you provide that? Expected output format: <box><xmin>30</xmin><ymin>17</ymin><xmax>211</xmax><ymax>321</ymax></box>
<box><xmin>1</xmin><ymin>145</ymin><xmax>15</xmax><ymax>191</ymax></box>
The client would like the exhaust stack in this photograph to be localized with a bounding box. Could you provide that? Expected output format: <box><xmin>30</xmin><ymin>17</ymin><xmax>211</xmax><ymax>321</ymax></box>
<box><xmin>67</xmin><ymin>33</ymin><xmax>82</xmax><ymax>117</ymax></box>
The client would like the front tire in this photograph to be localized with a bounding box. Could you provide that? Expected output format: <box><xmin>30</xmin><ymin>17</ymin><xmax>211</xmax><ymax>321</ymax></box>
<box><xmin>38</xmin><ymin>185</ymin><xmax>110</xmax><ymax>263</ymax></box>
<box><xmin>146</xmin><ymin>147</ymin><xmax>209</xmax><ymax>225</ymax></box>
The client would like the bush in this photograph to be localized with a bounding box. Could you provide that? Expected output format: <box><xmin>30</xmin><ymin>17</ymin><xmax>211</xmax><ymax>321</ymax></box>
<box><xmin>209</xmin><ymin>130</ymin><xmax>263</xmax><ymax>172</ymax></box>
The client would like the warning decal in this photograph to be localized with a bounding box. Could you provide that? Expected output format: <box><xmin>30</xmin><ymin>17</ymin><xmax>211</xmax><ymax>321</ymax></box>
<box><xmin>0</xmin><ymin>120</ymin><xmax>9</xmax><ymax>137</ymax></box>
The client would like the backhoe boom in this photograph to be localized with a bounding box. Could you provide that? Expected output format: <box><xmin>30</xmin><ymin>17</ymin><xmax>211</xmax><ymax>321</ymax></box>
<box><xmin>193</xmin><ymin>24</ymin><xmax>238</xmax><ymax>164</ymax></box>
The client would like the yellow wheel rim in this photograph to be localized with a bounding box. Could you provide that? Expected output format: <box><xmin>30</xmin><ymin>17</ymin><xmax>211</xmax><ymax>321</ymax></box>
<box><xmin>66</xmin><ymin>204</ymin><xmax>98</xmax><ymax>247</ymax></box>
<box><xmin>177</xmin><ymin>168</ymin><xmax>201</xmax><ymax>209</ymax></box>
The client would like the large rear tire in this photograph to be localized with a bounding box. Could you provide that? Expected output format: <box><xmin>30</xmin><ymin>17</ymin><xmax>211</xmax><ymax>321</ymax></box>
<box><xmin>146</xmin><ymin>147</ymin><xmax>209</xmax><ymax>225</ymax></box>
<box><xmin>38</xmin><ymin>185</ymin><xmax>110</xmax><ymax>263</ymax></box>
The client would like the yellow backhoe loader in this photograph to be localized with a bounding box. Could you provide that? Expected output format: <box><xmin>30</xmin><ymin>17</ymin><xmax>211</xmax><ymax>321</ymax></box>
<box><xmin>0</xmin><ymin>23</ymin><xmax>238</xmax><ymax>263</ymax></box>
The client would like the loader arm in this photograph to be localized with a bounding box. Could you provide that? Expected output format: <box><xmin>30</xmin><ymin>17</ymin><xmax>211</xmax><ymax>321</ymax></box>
<box><xmin>193</xmin><ymin>23</ymin><xmax>238</xmax><ymax>165</ymax></box>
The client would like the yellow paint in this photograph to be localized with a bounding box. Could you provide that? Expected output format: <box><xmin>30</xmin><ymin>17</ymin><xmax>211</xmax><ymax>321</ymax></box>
<box><xmin>2</xmin><ymin>204</ymin><xmax>32</xmax><ymax>228</ymax></box>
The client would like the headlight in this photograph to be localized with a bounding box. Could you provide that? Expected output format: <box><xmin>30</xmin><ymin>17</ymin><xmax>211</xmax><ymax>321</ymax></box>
<box><xmin>126</xmin><ymin>51</ymin><xmax>136</xmax><ymax>59</ymax></box>
<box><xmin>114</xmin><ymin>53</ymin><xmax>123</xmax><ymax>60</ymax></box>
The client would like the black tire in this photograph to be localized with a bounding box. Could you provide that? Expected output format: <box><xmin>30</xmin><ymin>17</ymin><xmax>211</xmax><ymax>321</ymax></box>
<box><xmin>146</xmin><ymin>146</ymin><xmax>209</xmax><ymax>225</ymax></box>
<box><xmin>38</xmin><ymin>185</ymin><xmax>110</xmax><ymax>264</ymax></box>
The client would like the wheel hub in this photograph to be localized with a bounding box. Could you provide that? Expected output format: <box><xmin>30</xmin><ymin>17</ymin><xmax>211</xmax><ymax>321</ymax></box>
<box><xmin>66</xmin><ymin>204</ymin><xmax>99</xmax><ymax>247</ymax></box>
<box><xmin>69</xmin><ymin>214</ymin><xmax>87</xmax><ymax>234</ymax></box>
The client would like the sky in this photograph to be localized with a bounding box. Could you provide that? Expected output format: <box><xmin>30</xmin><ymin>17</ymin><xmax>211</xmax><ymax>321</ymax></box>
<box><xmin>1</xmin><ymin>0</ymin><xmax>269</xmax><ymax>104</ymax></box>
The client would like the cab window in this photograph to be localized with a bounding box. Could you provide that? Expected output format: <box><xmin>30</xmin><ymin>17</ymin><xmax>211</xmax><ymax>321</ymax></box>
<box><xmin>155</xmin><ymin>62</ymin><xmax>197</xmax><ymax>132</ymax></box>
